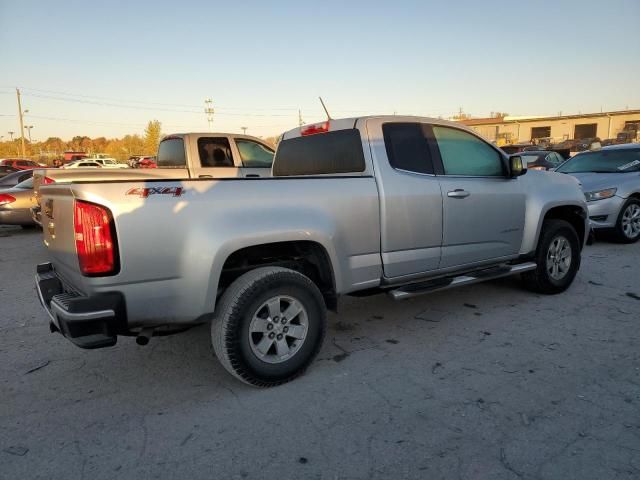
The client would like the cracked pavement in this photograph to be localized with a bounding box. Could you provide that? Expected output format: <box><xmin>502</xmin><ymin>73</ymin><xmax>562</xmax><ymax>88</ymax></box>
<box><xmin>1</xmin><ymin>226</ymin><xmax>639</xmax><ymax>479</ymax></box>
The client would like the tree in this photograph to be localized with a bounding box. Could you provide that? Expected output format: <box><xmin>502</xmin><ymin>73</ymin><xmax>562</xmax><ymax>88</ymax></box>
<box><xmin>144</xmin><ymin>120</ymin><xmax>162</xmax><ymax>155</ymax></box>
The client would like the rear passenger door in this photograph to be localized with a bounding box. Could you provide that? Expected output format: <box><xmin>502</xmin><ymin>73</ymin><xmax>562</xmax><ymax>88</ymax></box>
<box><xmin>367</xmin><ymin>119</ymin><xmax>443</xmax><ymax>279</ymax></box>
<box><xmin>191</xmin><ymin>136</ymin><xmax>240</xmax><ymax>178</ymax></box>
<box><xmin>432</xmin><ymin>125</ymin><xmax>525</xmax><ymax>268</ymax></box>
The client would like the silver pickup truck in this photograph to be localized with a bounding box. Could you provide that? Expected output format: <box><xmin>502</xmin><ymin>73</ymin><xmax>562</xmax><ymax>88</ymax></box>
<box><xmin>35</xmin><ymin>116</ymin><xmax>588</xmax><ymax>387</ymax></box>
<box><xmin>31</xmin><ymin>133</ymin><xmax>275</xmax><ymax>224</ymax></box>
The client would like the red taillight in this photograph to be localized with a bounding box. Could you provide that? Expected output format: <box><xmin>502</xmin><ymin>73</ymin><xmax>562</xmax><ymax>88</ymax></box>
<box><xmin>74</xmin><ymin>200</ymin><xmax>117</xmax><ymax>276</ymax></box>
<box><xmin>301</xmin><ymin>121</ymin><xmax>330</xmax><ymax>136</ymax></box>
<box><xmin>42</xmin><ymin>176</ymin><xmax>55</xmax><ymax>185</ymax></box>
<box><xmin>0</xmin><ymin>194</ymin><xmax>16</xmax><ymax>206</ymax></box>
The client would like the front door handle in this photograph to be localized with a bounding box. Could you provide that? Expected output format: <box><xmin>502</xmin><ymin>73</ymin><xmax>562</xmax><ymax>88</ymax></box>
<box><xmin>199</xmin><ymin>175</ymin><xmax>213</xmax><ymax>179</ymax></box>
<box><xmin>245</xmin><ymin>174</ymin><xmax>260</xmax><ymax>178</ymax></box>
<box><xmin>447</xmin><ymin>189</ymin><xmax>470</xmax><ymax>199</ymax></box>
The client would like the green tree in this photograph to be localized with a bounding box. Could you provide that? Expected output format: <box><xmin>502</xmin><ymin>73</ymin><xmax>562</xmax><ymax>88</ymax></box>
<box><xmin>144</xmin><ymin>120</ymin><xmax>162</xmax><ymax>155</ymax></box>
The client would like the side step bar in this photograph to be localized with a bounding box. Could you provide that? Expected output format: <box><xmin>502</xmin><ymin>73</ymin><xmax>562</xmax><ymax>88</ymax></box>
<box><xmin>388</xmin><ymin>262</ymin><xmax>537</xmax><ymax>301</ymax></box>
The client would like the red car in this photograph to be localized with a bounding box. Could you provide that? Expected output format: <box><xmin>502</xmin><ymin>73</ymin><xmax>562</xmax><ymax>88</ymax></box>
<box><xmin>0</xmin><ymin>159</ymin><xmax>42</xmax><ymax>170</ymax></box>
<box><xmin>138</xmin><ymin>157</ymin><xmax>157</xmax><ymax>168</ymax></box>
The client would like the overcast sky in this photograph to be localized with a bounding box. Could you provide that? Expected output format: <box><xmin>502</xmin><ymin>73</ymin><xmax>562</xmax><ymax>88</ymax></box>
<box><xmin>1</xmin><ymin>0</ymin><xmax>639</xmax><ymax>140</ymax></box>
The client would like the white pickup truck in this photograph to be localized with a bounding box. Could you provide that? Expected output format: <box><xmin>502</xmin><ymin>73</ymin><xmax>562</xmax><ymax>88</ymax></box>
<box><xmin>35</xmin><ymin>116</ymin><xmax>588</xmax><ymax>387</ymax></box>
<box><xmin>31</xmin><ymin>132</ymin><xmax>275</xmax><ymax>224</ymax></box>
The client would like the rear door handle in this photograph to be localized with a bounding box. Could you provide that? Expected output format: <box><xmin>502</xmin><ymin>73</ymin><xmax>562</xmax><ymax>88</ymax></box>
<box><xmin>447</xmin><ymin>189</ymin><xmax>470</xmax><ymax>199</ymax></box>
<box><xmin>199</xmin><ymin>175</ymin><xmax>213</xmax><ymax>179</ymax></box>
<box><xmin>246</xmin><ymin>174</ymin><xmax>260</xmax><ymax>178</ymax></box>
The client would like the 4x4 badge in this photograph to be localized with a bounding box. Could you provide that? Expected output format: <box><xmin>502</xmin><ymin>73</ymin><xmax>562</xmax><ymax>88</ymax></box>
<box><xmin>126</xmin><ymin>187</ymin><xmax>184</xmax><ymax>198</ymax></box>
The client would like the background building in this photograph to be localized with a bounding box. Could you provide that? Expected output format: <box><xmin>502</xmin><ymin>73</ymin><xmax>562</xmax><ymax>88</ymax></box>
<box><xmin>459</xmin><ymin>109</ymin><xmax>640</xmax><ymax>146</ymax></box>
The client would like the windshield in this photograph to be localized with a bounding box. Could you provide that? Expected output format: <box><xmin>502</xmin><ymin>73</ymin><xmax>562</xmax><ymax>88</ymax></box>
<box><xmin>556</xmin><ymin>149</ymin><xmax>640</xmax><ymax>173</ymax></box>
<box><xmin>15</xmin><ymin>178</ymin><xmax>34</xmax><ymax>189</ymax></box>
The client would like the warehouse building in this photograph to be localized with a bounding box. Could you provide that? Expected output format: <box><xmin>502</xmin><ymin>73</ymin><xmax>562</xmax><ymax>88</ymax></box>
<box><xmin>459</xmin><ymin>109</ymin><xmax>640</xmax><ymax>146</ymax></box>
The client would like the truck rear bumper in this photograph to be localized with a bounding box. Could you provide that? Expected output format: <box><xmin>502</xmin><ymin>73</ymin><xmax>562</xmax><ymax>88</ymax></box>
<box><xmin>35</xmin><ymin>262</ymin><xmax>127</xmax><ymax>349</ymax></box>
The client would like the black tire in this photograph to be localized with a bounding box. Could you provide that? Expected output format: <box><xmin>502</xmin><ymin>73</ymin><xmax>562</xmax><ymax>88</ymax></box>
<box><xmin>522</xmin><ymin>219</ymin><xmax>581</xmax><ymax>294</ymax></box>
<box><xmin>211</xmin><ymin>267</ymin><xmax>327</xmax><ymax>387</ymax></box>
<box><xmin>611</xmin><ymin>198</ymin><xmax>640</xmax><ymax>244</ymax></box>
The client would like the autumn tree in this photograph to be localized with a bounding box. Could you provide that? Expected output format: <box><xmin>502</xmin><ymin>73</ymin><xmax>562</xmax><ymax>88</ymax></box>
<box><xmin>144</xmin><ymin>120</ymin><xmax>162</xmax><ymax>155</ymax></box>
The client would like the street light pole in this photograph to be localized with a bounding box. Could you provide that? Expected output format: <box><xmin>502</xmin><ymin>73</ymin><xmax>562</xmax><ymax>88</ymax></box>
<box><xmin>24</xmin><ymin>125</ymin><xmax>33</xmax><ymax>143</ymax></box>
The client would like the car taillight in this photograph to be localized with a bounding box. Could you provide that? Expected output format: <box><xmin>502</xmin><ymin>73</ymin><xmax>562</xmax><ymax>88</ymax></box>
<box><xmin>0</xmin><ymin>194</ymin><xmax>16</xmax><ymax>206</ymax></box>
<box><xmin>42</xmin><ymin>176</ymin><xmax>55</xmax><ymax>185</ymax></box>
<box><xmin>301</xmin><ymin>121</ymin><xmax>330</xmax><ymax>136</ymax></box>
<box><xmin>74</xmin><ymin>200</ymin><xmax>118</xmax><ymax>276</ymax></box>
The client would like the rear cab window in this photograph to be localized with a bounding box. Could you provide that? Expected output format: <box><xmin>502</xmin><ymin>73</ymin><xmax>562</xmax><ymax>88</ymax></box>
<box><xmin>157</xmin><ymin>137</ymin><xmax>186</xmax><ymax>168</ymax></box>
<box><xmin>274</xmin><ymin>129</ymin><xmax>365</xmax><ymax>176</ymax></box>
<box><xmin>382</xmin><ymin>123</ymin><xmax>435</xmax><ymax>175</ymax></box>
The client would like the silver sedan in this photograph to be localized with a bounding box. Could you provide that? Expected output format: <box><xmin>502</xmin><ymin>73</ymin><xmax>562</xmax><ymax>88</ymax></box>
<box><xmin>0</xmin><ymin>177</ymin><xmax>37</xmax><ymax>227</ymax></box>
<box><xmin>557</xmin><ymin>143</ymin><xmax>640</xmax><ymax>243</ymax></box>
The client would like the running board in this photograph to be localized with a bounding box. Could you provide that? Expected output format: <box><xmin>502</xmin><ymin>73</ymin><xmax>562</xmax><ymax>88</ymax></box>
<box><xmin>388</xmin><ymin>262</ymin><xmax>537</xmax><ymax>300</ymax></box>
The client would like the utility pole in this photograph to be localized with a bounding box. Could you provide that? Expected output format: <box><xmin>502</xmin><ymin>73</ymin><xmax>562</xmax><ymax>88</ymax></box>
<box><xmin>16</xmin><ymin>88</ymin><xmax>26</xmax><ymax>157</ymax></box>
<box><xmin>298</xmin><ymin>109</ymin><xmax>304</xmax><ymax>127</ymax></box>
<box><xmin>204</xmin><ymin>98</ymin><xmax>214</xmax><ymax>131</ymax></box>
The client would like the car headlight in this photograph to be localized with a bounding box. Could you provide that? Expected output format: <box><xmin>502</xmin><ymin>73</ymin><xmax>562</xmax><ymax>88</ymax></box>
<box><xmin>584</xmin><ymin>188</ymin><xmax>617</xmax><ymax>202</ymax></box>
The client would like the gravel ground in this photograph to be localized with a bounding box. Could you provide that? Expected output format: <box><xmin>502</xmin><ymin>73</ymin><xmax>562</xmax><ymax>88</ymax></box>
<box><xmin>1</xmin><ymin>225</ymin><xmax>639</xmax><ymax>480</ymax></box>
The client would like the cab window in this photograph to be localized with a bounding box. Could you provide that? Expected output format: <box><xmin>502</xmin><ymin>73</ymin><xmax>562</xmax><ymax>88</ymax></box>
<box><xmin>433</xmin><ymin>126</ymin><xmax>504</xmax><ymax>176</ymax></box>
<box><xmin>382</xmin><ymin>123</ymin><xmax>434</xmax><ymax>174</ymax></box>
<box><xmin>236</xmin><ymin>139</ymin><xmax>274</xmax><ymax>168</ymax></box>
<box><xmin>198</xmin><ymin>137</ymin><xmax>234</xmax><ymax>167</ymax></box>
<box><xmin>157</xmin><ymin>138</ymin><xmax>186</xmax><ymax>168</ymax></box>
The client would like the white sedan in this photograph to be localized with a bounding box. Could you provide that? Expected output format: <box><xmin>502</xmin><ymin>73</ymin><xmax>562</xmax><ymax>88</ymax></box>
<box><xmin>94</xmin><ymin>158</ymin><xmax>129</xmax><ymax>169</ymax></box>
<box><xmin>62</xmin><ymin>160</ymin><xmax>103</xmax><ymax>169</ymax></box>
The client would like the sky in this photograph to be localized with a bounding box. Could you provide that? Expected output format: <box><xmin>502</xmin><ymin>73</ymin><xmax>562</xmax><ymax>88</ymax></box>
<box><xmin>1</xmin><ymin>0</ymin><xmax>639</xmax><ymax>141</ymax></box>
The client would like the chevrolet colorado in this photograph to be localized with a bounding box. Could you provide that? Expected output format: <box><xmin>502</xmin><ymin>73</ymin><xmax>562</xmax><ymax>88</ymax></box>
<box><xmin>35</xmin><ymin>116</ymin><xmax>588</xmax><ymax>386</ymax></box>
<box><xmin>30</xmin><ymin>132</ymin><xmax>275</xmax><ymax>224</ymax></box>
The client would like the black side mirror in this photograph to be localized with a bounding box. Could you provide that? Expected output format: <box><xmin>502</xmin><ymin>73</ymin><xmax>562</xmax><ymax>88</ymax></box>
<box><xmin>510</xmin><ymin>155</ymin><xmax>527</xmax><ymax>177</ymax></box>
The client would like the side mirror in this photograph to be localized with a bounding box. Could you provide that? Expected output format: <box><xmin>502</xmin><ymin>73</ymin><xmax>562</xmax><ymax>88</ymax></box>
<box><xmin>509</xmin><ymin>155</ymin><xmax>527</xmax><ymax>177</ymax></box>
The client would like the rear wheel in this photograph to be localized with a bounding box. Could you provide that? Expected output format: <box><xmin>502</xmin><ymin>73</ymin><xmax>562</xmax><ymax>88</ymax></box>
<box><xmin>522</xmin><ymin>219</ymin><xmax>581</xmax><ymax>294</ymax></box>
<box><xmin>612</xmin><ymin>198</ymin><xmax>640</xmax><ymax>243</ymax></box>
<box><xmin>211</xmin><ymin>267</ymin><xmax>326</xmax><ymax>387</ymax></box>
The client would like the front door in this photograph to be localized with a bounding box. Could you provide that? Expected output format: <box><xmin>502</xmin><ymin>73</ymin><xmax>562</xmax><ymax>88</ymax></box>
<box><xmin>431</xmin><ymin>125</ymin><xmax>525</xmax><ymax>269</ymax></box>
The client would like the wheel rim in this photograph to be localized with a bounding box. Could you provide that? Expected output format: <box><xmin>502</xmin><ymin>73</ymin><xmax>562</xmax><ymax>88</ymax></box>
<box><xmin>546</xmin><ymin>235</ymin><xmax>572</xmax><ymax>281</ymax></box>
<box><xmin>248</xmin><ymin>295</ymin><xmax>308</xmax><ymax>364</ymax></box>
<box><xmin>621</xmin><ymin>203</ymin><xmax>640</xmax><ymax>239</ymax></box>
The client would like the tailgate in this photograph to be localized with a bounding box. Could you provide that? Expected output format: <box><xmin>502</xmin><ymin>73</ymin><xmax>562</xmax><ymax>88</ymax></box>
<box><xmin>40</xmin><ymin>185</ymin><xmax>87</xmax><ymax>292</ymax></box>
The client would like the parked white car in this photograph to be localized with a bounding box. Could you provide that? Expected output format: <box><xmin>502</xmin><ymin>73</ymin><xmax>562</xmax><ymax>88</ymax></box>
<box><xmin>93</xmin><ymin>158</ymin><xmax>129</xmax><ymax>169</ymax></box>
<box><xmin>62</xmin><ymin>160</ymin><xmax>103</xmax><ymax>169</ymax></box>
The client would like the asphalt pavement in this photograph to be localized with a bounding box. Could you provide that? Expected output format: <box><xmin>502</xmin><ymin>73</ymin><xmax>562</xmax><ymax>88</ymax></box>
<box><xmin>1</xmin><ymin>225</ymin><xmax>638</xmax><ymax>480</ymax></box>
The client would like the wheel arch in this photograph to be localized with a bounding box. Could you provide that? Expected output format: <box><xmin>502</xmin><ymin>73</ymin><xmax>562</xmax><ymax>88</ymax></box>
<box><xmin>540</xmin><ymin>205</ymin><xmax>588</xmax><ymax>249</ymax></box>
<box><xmin>210</xmin><ymin>239</ymin><xmax>339</xmax><ymax>312</ymax></box>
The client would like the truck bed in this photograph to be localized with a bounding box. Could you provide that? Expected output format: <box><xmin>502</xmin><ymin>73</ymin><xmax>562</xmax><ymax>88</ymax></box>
<box><xmin>40</xmin><ymin>176</ymin><xmax>382</xmax><ymax>326</ymax></box>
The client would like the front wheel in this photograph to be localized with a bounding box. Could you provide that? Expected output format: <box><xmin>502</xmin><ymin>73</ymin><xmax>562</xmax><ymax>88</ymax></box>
<box><xmin>612</xmin><ymin>198</ymin><xmax>640</xmax><ymax>243</ymax></box>
<box><xmin>211</xmin><ymin>267</ymin><xmax>327</xmax><ymax>387</ymax></box>
<box><xmin>522</xmin><ymin>219</ymin><xmax>581</xmax><ymax>294</ymax></box>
